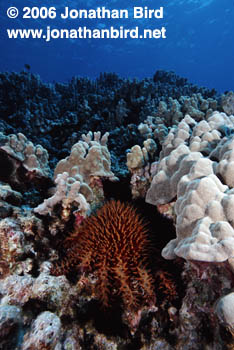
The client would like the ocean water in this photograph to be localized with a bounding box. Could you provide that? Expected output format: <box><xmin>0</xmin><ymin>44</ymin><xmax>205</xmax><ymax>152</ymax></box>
<box><xmin>0</xmin><ymin>0</ymin><xmax>233</xmax><ymax>92</ymax></box>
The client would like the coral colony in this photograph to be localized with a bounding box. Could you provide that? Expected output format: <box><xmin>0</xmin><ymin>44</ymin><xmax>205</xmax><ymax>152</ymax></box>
<box><xmin>1</xmin><ymin>70</ymin><xmax>234</xmax><ymax>349</ymax></box>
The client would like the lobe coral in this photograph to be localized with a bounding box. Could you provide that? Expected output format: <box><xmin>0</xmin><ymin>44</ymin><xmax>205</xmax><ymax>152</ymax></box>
<box><xmin>52</xmin><ymin>200</ymin><xmax>156</xmax><ymax>314</ymax></box>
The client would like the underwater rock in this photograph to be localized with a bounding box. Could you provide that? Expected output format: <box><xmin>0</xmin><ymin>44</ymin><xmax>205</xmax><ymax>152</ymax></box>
<box><xmin>175</xmin><ymin>261</ymin><xmax>232</xmax><ymax>350</ymax></box>
<box><xmin>0</xmin><ymin>304</ymin><xmax>22</xmax><ymax>350</ymax></box>
<box><xmin>31</xmin><ymin>272</ymin><xmax>78</xmax><ymax>318</ymax></box>
<box><xmin>22</xmin><ymin>311</ymin><xmax>62</xmax><ymax>350</ymax></box>
<box><xmin>0</xmin><ymin>182</ymin><xmax>22</xmax><ymax>206</ymax></box>
<box><xmin>0</xmin><ymin>268</ymin><xmax>79</xmax><ymax>318</ymax></box>
<box><xmin>62</xmin><ymin>327</ymin><xmax>82</xmax><ymax>350</ymax></box>
<box><xmin>0</xmin><ymin>275</ymin><xmax>34</xmax><ymax>305</ymax></box>
<box><xmin>0</xmin><ymin>200</ymin><xmax>13</xmax><ymax>219</ymax></box>
<box><xmin>0</xmin><ymin>218</ymin><xmax>35</xmax><ymax>277</ymax></box>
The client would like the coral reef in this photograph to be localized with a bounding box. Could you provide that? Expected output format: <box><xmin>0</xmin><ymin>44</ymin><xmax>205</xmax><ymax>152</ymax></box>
<box><xmin>0</xmin><ymin>70</ymin><xmax>234</xmax><ymax>349</ymax></box>
<box><xmin>138</xmin><ymin>93</ymin><xmax>218</xmax><ymax>146</ymax></box>
<box><xmin>0</xmin><ymin>70</ymin><xmax>218</xmax><ymax>174</ymax></box>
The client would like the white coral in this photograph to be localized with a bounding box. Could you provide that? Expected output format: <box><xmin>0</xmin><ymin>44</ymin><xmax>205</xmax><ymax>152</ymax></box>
<box><xmin>34</xmin><ymin>172</ymin><xmax>90</xmax><ymax>217</ymax></box>
<box><xmin>146</xmin><ymin>111</ymin><xmax>234</xmax><ymax>262</ymax></box>
<box><xmin>0</xmin><ymin>132</ymin><xmax>50</xmax><ymax>178</ymax></box>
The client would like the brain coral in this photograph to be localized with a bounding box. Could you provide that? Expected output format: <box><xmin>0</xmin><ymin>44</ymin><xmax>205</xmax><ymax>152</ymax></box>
<box><xmin>52</xmin><ymin>200</ymin><xmax>156</xmax><ymax>314</ymax></box>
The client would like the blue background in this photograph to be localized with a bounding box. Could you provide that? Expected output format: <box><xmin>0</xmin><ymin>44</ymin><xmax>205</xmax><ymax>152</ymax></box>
<box><xmin>0</xmin><ymin>0</ymin><xmax>233</xmax><ymax>92</ymax></box>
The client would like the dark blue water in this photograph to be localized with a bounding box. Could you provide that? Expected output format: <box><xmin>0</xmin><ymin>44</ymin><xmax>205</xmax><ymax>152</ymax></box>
<box><xmin>0</xmin><ymin>0</ymin><xmax>233</xmax><ymax>92</ymax></box>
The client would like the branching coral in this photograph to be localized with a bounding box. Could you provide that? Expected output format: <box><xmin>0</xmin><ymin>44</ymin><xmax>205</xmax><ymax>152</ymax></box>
<box><xmin>52</xmin><ymin>200</ymin><xmax>156</xmax><ymax>320</ymax></box>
